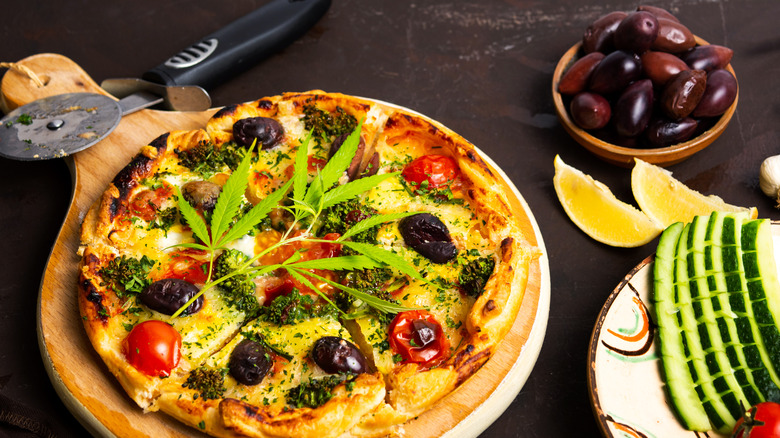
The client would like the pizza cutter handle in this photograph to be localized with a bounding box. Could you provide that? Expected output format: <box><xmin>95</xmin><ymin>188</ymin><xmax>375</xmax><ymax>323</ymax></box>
<box><xmin>141</xmin><ymin>0</ymin><xmax>331</xmax><ymax>90</ymax></box>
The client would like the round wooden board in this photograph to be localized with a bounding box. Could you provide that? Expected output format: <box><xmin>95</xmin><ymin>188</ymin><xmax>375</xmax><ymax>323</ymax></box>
<box><xmin>7</xmin><ymin>54</ymin><xmax>550</xmax><ymax>437</ymax></box>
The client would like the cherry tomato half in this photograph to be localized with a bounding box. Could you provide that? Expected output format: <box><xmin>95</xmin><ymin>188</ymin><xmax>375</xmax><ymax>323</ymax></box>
<box><xmin>161</xmin><ymin>253</ymin><xmax>210</xmax><ymax>285</ymax></box>
<box><xmin>262</xmin><ymin>233</ymin><xmax>342</xmax><ymax>302</ymax></box>
<box><xmin>733</xmin><ymin>402</ymin><xmax>780</xmax><ymax>438</ymax></box>
<box><xmin>123</xmin><ymin>320</ymin><xmax>182</xmax><ymax>377</ymax></box>
<box><xmin>389</xmin><ymin>310</ymin><xmax>450</xmax><ymax>369</ymax></box>
<box><xmin>129</xmin><ymin>183</ymin><xmax>173</xmax><ymax>221</ymax></box>
<box><xmin>401</xmin><ymin>155</ymin><xmax>459</xmax><ymax>193</ymax></box>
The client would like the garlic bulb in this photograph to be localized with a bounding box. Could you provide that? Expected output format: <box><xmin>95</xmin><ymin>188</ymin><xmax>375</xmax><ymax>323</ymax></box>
<box><xmin>759</xmin><ymin>154</ymin><xmax>780</xmax><ymax>204</ymax></box>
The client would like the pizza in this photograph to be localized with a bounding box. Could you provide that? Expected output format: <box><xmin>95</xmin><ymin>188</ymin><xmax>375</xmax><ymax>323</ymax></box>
<box><xmin>77</xmin><ymin>90</ymin><xmax>539</xmax><ymax>438</ymax></box>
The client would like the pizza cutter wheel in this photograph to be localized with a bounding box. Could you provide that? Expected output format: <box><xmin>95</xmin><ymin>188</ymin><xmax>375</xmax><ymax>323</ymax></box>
<box><xmin>0</xmin><ymin>93</ymin><xmax>122</xmax><ymax>161</ymax></box>
<box><xmin>0</xmin><ymin>0</ymin><xmax>332</xmax><ymax>161</ymax></box>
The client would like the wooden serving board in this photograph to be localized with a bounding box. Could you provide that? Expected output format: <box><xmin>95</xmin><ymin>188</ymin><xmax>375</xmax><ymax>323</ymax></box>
<box><xmin>3</xmin><ymin>53</ymin><xmax>550</xmax><ymax>437</ymax></box>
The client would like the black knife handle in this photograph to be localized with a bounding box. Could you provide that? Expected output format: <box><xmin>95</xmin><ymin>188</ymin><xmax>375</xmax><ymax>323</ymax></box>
<box><xmin>142</xmin><ymin>0</ymin><xmax>331</xmax><ymax>89</ymax></box>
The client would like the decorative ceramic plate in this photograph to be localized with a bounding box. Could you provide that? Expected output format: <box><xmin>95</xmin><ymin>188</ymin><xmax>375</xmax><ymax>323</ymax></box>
<box><xmin>588</xmin><ymin>223</ymin><xmax>780</xmax><ymax>438</ymax></box>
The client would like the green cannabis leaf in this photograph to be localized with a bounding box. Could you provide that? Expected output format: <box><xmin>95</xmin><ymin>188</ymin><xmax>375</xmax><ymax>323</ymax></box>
<box><xmin>171</xmin><ymin>120</ymin><xmax>424</xmax><ymax>319</ymax></box>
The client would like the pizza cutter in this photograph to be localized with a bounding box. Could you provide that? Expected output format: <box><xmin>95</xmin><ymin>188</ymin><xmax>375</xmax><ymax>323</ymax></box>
<box><xmin>0</xmin><ymin>0</ymin><xmax>331</xmax><ymax>161</ymax></box>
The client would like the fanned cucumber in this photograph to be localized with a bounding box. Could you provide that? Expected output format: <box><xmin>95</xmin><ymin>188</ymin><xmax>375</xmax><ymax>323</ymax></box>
<box><xmin>653</xmin><ymin>212</ymin><xmax>780</xmax><ymax>432</ymax></box>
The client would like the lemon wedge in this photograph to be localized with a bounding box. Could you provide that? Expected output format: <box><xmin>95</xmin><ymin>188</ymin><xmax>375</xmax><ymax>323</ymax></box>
<box><xmin>631</xmin><ymin>158</ymin><xmax>757</xmax><ymax>228</ymax></box>
<box><xmin>553</xmin><ymin>155</ymin><xmax>662</xmax><ymax>247</ymax></box>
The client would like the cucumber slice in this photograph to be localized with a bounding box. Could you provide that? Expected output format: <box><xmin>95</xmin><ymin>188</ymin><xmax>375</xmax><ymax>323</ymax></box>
<box><xmin>704</xmin><ymin>213</ymin><xmax>774</xmax><ymax>405</ymax></box>
<box><xmin>684</xmin><ymin>216</ymin><xmax>748</xmax><ymax>422</ymax></box>
<box><xmin>742</xmin><ymin>219</ymin><xmax>780</xmax><ymax>377</ymax></box>
<box><xmin>709</xmin><ymin>214</ymin><xmax>780</xmax><ymax>405</ymax></box>
<box><xmin>654</xmin><ymin>222</ymin><xmax>711</xmax><ymax>430</ymax></box>
<box><xmin>674</xmin><ymin>222</ymin><xmax>735</xmax><ymax>430</ymax></box>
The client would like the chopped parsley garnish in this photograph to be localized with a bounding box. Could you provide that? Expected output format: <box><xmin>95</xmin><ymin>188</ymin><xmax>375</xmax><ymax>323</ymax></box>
<box><xmin>302</xmin><ymin>104</ymin><xmax>357</xmax><ymax>146</ymax></box>
<box><xmin>260</xmin><ymin>288</ymin><xmax>337</xmax><ymax>326</ymax></box>
<box><xmin>98</xmin><ymin>255</ymin><xmax>156</xmax><ymax>298</ymax></box>
<box><xmin>183</xmin><ymin>367</ymin><xmax>227</xmax><ymax>400</ymax></box>
<box><xmin>287</xmin><ymin>375</ymin><xmax>351</xmax><ymax>409</ymax></box>
<box><xmin>175</xmin><ymin>141</ymin><xmax>246</xmax><ymax>176</ymax></box>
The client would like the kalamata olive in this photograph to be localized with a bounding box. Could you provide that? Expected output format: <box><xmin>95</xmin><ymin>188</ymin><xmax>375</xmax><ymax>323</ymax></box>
<box><xmin>329</xmin><ymin>133</ymin><xmax>365</xmax><ymax>181</ymax></box>
<box><xmin>311</xmin><ymin>336</ymin><xmax>367</xmax><ymax>375</ymax></box>
<box><xmin>680</xmin><ymin>45</ymin><xmax>734</xmax><ymax>72</ymax></box>
<box><xmin>660</xmin><ymin>69</ymin><xmax>707</xmax><ymax>119</ymax></box>
<box><xmin>557</xmin><ymin>52</ymin><xmax>605</xmax><ymax>95</ymax></box>
<box><xmin>181</xmin><ymin>180</ymin><xmax>221</xmax><ymax>212</ymax></box>
<box><xmin>570</xmin><ymin>92</ymin><xmax>611</xmax><ymax>130</ymax></box>
<box><xmin>645</xmin><ymin>116</ymin><xmax>698</xmax><ymax>147</ymax></box>
<box><xmin>588</xmin><ymin>50</ymin><xmax>642</xmax><ymax>95</ymax></box>
<box><xmin>592</xmin><ymin>126</ymin><xmax>640</xmax><ymax>148</ymax></box>
<box><xmin>359</xmin><ymin>152</ymin><xmax>380</xmax><ymax>178</ymax></box>
<box><xmin>613</xmin><ymin>79</ymin><xmax>654</xmax><ymax>137</ymax></box>
<box><xmin>582</xmin><ymin>11</ymin><xmax>627</xmax><ymax>54</ymax></box>
<box><xmin>613</xmin><ymin>11</ymin><xmax>659</xmax><ymax>54</ymax></box>
<box><xmin>692</xmin><ymin>69</ymin><xmax>738</xmax><ymax>118</ymax></box>
<box><xmin>637</xmin><ymin>5</ymin><xmax>680</xmax><ymax>23</ymax></box>
<box><xmin>641</xmin><ymin>51</ymin><xmax>689</xmax><ymax>88</ymax></box>
<box><xmin>398</xmin><ymin>213</ymin><xmax>458</xmax><ymax>264</ymax></box>
<box><xmin>233</xmin><ymin>117</ymin><xmax>285</xmax><ymax>149</ymax></box>
<box><xmin>140</xmin><ymin>278</ymin><xmax>203</xmax><ymax>315</ymax></box>
<box><xmin>651</xmin><ymin>18</ymin><xmax>695</xmax><ymax>53</ymax></box>
<box><xmin>229</xmin><ymin>339</ymin><xmax>272</xmax><ymax>386</ymax></box>
<box><xmin>411</xmin><ymin>319</ymin><xmax>437</xmax><ymax>348</ymax></box>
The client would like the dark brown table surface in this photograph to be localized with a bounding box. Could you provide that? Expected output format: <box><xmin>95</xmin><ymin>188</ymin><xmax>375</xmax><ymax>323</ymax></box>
<box><xmin>2</xmin><ymin>1</ymin><xmax>779</xmax><ymax>437</ymax></box>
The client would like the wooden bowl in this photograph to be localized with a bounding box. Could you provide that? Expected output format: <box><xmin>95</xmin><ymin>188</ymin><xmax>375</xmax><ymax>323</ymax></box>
<box><xmin>552</xmin><ymin>37</ymin><xmax>738</xmax><ymax>168</ymax></box>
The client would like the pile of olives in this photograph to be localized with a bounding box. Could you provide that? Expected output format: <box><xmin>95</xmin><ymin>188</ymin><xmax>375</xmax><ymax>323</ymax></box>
<box><xmin>557</xmin><ymin>5</ymin><xmax>738</xmax><ymax>148</ymax></box>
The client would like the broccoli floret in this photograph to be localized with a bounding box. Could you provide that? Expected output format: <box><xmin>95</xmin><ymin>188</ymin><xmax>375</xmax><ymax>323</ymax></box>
<box><xmin>458</xmin><ymin>255</ymin><xmax>496</xmax><ymax>297</ymax></box>
<box><xmin>317</xmin><ymin>198</ymin><xmax>379</xmax><ymax>246</ymax></box>
<box><xmin>260</xmin><ymin>289</ymin><xmax>336</xmax><ymax>325</ymax></box>
<box><xmin>213</xmin><ymin>249</ymin><xmax>259</xmax><ymax>316</ymax></box>
<box><xmin>183</xmin><ymin>366</ymin><xmax>227</xmax><ymax>400</ymax></box>
<box><xmin>175</xmin><ymin>141</ymin><xmax>245</xmax><ymax>176</ymax></box>
<box><xmin>302</xmin><ymin>104</ymin><xmax>357</xmax><ymax>146</ymax></box>
<box><xmin>287</xmin><ymin>375</ymin><xmax>351</xmax><ymax>409</ymax></box>
<box><xmin>348</xmin><ymin>267</ymin><xmax>392</xmax><ymax>292</ymax></box>
<box><xmin>99</xmin><ymin>255</ymin><xmax>156</xmax><ymax>298</ymax></box>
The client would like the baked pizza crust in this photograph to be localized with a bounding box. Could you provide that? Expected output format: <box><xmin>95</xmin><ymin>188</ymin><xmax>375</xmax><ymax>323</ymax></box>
<box><xmin>76</xmin><ymin>90</ymin><xmax>538</xmax><ymax>438</ymax></box>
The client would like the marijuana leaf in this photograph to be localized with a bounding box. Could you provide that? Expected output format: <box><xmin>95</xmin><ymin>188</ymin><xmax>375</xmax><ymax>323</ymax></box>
<box><xmin>319</xmin><ymin>172</ymin><xmax>397</xmax><ymax>210</ymax></box>
<box><xmin>173</xmin><ymin>119</ymin><xmax>428</xmax><ymax>319</ymax></box>
<box><xmin>303</xmin><ymin>119</ymin><xmax>362</xmax><ymax>209</ymax></box>
<box><xmin>209</xmin><ymin>145</ymin><xmax>254</xmax><ymax>245</ymax></box>
<box><xmin>339</xmin><ymin>241</ymin><xmax>428</xmax><ymax>284</ymax></box>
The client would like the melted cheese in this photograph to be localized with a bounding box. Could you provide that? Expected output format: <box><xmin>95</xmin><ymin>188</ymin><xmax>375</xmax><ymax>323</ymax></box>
<box><xmin>200</xmin><ymin>316</ymin><xmax>351</xmax><ymax>408</ymax></box>
<box><xmin>106</xmin><ymin>286</ymin><xmax>245</xmax><ymax>371</ymax></box>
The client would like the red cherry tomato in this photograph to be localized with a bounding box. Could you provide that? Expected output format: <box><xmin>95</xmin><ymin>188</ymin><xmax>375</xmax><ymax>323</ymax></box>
<box><xmin>161</xmin><ymin>254</ymin><xmax>210</xmax><ymax>285</ymax></box>
<box><xmin>262</xmin><ymin>233</ymin><xmax>342</xmax><ymax>301</ymax></box>
<box><xmin>401</xmin><ymin>155</ymin><xmax>459</xmax><ymax>193</ymax></box>
<box><xmin>733</xmin><ymin>402</ymin><xmax>780</xmax><ymax>438</ymax></box>
<box><xmin>389</xmin><ymin>310</ymin><xmax>450</xmax><ymax>369</ymax></box>
<box><xmin>129</xmin><ymin>184</ymin><xmax>173</xmax><ymax>221</ymax></box>
<box><xmin>123</xmin><ymin>320</ymin><xmax>182</xmax><ymax>377</ymax></box>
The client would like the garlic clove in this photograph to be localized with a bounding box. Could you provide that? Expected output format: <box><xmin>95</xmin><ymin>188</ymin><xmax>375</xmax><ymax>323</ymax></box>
<box><xmin>759</xmin><ymin>154</ymin><xmax>780</xmax><ymax>201</ymax></box>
